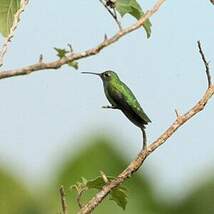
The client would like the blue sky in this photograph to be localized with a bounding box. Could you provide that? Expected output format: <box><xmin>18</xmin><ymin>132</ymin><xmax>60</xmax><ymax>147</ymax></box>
<box><xmin>0</xmin><ymin>0</ymin><xmax>214</xmax><ymax>200</ymax></box>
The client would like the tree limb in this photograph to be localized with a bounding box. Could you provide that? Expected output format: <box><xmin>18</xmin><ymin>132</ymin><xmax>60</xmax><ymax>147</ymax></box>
<box><xmin>0</xmin><ymin>0</ymin><xmax>166</xmax><ymax>80</ymax></box>
<box><xmin>77</xmin><ymin>43</ymin><xmax>214</xmax><ymax>213</ymax></box>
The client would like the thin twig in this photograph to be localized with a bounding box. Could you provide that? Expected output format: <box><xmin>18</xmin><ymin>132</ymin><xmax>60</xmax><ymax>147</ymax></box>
<box><xmin>197</xmin><ymin>41</ymin><xmax>212</xmax><ymax>88</ymax></box>
<box><xmin>0</xmin><ymin>0</ymin><xmax>29</xmax><ymax>66</ymax></box>
<box><xmin>77</xmin><ymin>42</ymin><xmax>214</xmax><ymax>214</ymax></box>
<box><xmin>76</xmin><ymin>189</ymin><xmax>87</xmax><ymax>209</ymax></box>
<box><xmin>99</xmin><ymin>0</ymin><xmax>122</xmax><ymax>30</ymax></box>
<box><xmin>67</xmin><ymin>43</ymin><xmax>73</xmax><ymax>53</ymax></box>
<box><xmin>113</xmin><ymin>7</ymin><xmax>122</xmax><ymax>30</ymax></box>
<box><xmin>104</xmin><ymin>34</ymin><xmax>108</xmax><ymax>41</ymax></box>
<box><xmin>38</xmin><ymin>54</ymin><xmax>43</xmax><ymax>63</ymax></box>
<box><xmin>175</xmin><ymin>109</ymin><xmax>180</xmax><ymax>118</ymax></box>
<box><xmin>0</xmin><ymin>0</ymin><xmax>166</xmax><ymax>80</ymax></box>
<box><xmin>59</xmin><ymin>185</ymin><xmax>68</xmax><ymax>214</ymax></box>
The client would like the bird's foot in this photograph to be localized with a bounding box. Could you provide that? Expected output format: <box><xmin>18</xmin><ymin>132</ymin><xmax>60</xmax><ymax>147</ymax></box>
<box><xmin>102</xmin><ymin>105</ymin><xmax>117</xmax><ymax>109</ymax></box>
<box><xmin>141</xmin><ymin>128</ymin><xmax>147</xmax><ymax>151</ymax></box>
<box><xmin>142</xmin><ymin>143</ymin><xmax>147</xmax><ymax>151</ymax></box>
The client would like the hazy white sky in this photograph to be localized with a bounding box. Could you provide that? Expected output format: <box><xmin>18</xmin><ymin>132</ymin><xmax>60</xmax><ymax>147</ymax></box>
<box><xmin>0</xmin><ymin>0</ymin><xmax>214</xmax><ymax>199</ymax></box>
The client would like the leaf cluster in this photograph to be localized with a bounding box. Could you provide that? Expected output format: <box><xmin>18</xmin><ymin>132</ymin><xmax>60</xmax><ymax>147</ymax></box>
<box><xmin>71</xmin><ymin>176</ymin><xmax>128</xmax><ymax>210</ymax></box>
<box><xmin>54</xmin><ymin>47</ymin><xmax>79</xmax><ymax>70</ymax></box>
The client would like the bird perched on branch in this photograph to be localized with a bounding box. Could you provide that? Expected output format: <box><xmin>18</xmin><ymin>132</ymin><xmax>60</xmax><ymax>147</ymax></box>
<box><xmin>82</xmin><ymin>70</ymin><xmax>151</xmax><ymax>150</ymax></box>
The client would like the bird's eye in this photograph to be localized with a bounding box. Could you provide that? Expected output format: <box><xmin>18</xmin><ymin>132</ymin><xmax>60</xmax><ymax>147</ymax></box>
<box><xmin>104</xmin><ymin>72</ymin><xmax>110</xmax><ymax>77</ymax></box>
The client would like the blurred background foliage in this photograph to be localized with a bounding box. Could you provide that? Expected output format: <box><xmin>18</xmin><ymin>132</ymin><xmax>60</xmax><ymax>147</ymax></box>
<box><xmin>0</xmin><ymin>135</ymin><xmax>213</xmax><ymax>213</ymax></box>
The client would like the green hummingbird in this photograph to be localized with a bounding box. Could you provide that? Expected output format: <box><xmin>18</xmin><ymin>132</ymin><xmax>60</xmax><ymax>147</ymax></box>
<box><xmin>82</xmin><ymin>70</ymin><xmax>151</xmax><ymax>150</ymax></box>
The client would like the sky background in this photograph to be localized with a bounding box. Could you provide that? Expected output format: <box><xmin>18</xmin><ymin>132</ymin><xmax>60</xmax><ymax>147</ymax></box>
<box><xmin>0</xmin><ymin>0</ymin><xmax>214</xmax><ymax>201</ymax></box>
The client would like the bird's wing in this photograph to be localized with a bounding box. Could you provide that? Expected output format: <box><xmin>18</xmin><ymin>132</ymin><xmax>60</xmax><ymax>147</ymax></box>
<box><xmin>110</xmin><ymin>84</ymin><xmax>151</xmax><ymax>124</ymax></box>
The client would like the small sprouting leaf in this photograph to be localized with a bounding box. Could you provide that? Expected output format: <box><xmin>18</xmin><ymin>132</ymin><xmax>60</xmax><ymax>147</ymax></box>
<box><xmin>70</xmin><ymin>178</ymin><xmax>87</xmax><ymax>194</ymax></box>
<box><xmin>110</xmin><ymin>188</ymin><xmax>128</xmax><ymax>210</ymax></box>
<box><xmin>81</xmin><ymin>177</ymin><xmax>88</xmax><ymax>185</ymax></box>
<box><xmin>54</xmin><ymin>47</ymin><xmax>79</xmax><ymax>69</ymax></box>
<box><xmin>54</xmin><ymin>48</ymin><xmax>69</xmax><ymax>59</ymax></box>
<box><xmin>115</xmin><ymin>0</ymin><xmax>152</xmax><ymax>38</ymax></box>
<box><xmin>0</xmin><ymin>0</ymin><xmax>21</xmax><ymax>37</ymax></box>
<box><xmin>67</xmin><ymin>60</ymin><xmax>79</xmax><ymax>70</ymax></box>
<box><xmin>70</xmin><ymin>184</ymin><xmax>78</xmax><ymax>191</ymax></box>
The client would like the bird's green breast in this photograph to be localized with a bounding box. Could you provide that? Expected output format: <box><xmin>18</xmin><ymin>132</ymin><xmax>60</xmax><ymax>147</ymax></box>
<box><xmin>103</xmin><ymin>78</ymin><xmax>151</xmax><ymax>127</ymax></box>
<box><xmin>103</xmin><ymin>80</ymin><xmax>118</xmax><ymax>106</ymax></box>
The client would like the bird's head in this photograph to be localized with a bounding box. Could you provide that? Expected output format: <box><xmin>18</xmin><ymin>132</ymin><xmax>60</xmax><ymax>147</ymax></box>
<box><xmin>100</xmin><ymin>70</ymin><xmax>119</xmax><ymax>81</ymax></box>
<box><xmin>82</xmin><ymin>70</ymin><xmax>119</xmax><ymax>82</ymax></box>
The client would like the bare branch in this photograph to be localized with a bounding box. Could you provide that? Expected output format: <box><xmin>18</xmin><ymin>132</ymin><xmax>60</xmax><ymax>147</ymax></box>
<box><xmin>0</xmin><ymin>0</ymin><xmax>166</xmax><ymax>80</ymax></box>
<box><xmin>197</xmin><ymin>41</ymin><xmax>212</xmax><ymax>87</ymax></box>
<box><xmin>76</xmin><ymin>188</ymin><xmax>87</xmax><ymax>209</ymax></box>
<box><xmin>77</xmin><ymin>42</ymin><xmax>214</xmax><ymax>213</ymax></box>
<box><xmin>99</xmin><ymin>0</ymin><xmax>122</xmax><ymax>31</ymax></box>
<box><xmin>59</xmin><ymin>185</ymin><xmax>68</xmax><ymax>214</ymax></box>
<box><xmin>0</xmin><ymin>0</ymin><xmax>29</xmax><ymax>66</ymax></box>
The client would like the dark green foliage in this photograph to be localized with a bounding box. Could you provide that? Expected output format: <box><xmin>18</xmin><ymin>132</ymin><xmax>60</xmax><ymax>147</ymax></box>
<box><xmin>110</xmin><ymin>187</ymin><xmax>128</xmax><ymax>210</ymax></box>
<box><xmin>0</xmin><ymin>136</ymin><xmax>214</xmax><ymax>213</ymax></box>
<box><xmin>169</xmin><ymin>179</ymin><xmax>214</xmax><ymax>214</ymax></box>
<box><xmin>0</xmin><ymin>168</ymin><xmax>43</xmax><ymax>214</ymax></box>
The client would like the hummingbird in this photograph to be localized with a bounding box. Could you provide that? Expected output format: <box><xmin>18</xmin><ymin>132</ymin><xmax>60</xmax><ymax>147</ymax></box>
<box><xmin>82</xmin><ymin>70</ymin><xmax>151</xmax><ymax>150</ymax></box>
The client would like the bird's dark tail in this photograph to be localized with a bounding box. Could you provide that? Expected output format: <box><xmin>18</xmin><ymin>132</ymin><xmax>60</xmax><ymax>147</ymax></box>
<box><xmin>141</xmin><ymin>128</ymin><xmax>147</xmax><ymax>151</ymax></box>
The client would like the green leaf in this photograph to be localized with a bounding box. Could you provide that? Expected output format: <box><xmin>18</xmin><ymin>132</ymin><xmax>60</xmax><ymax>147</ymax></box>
<box><xmin>0</xmin><ymin>0</ymin><xmax>21</xmax><ymax>37</ymax></box>
<box><xmin>115</xmin><ymin>0</ymin><xmax>152</xmax><ymax>38</ymax></box>
<box><xmin>67</xmin><ymin>60</ymin><xmax>79</xmax><ymax>70</ymax></box>
<box><xmin>86</xmin><ymin>176</ymin><xmax>114</xmax><ymax>190</ymax></box>
<box><xmin>86</xmin><ymin>176</ymin><xmax>105</xmax><ymax>189</ymax></box>
<box><xmin>110</xmin><ymin>188</ymin><xmax>128</xmax><ymax>210</ymax></box>
<box><xmin>54</xmin><ymin>48</ymin><xmax>69</xmax><ymax>59</ymax></box>
<box><xmin>71</xmin><ymin>174</ymin><xmax>128</xmax><ymax>210</ymax></box>
<box><xmin>86</xmin><ymin>176</ymin><xmax>128</xmax><ymax>210</ymax></box>
<box><xmin>54</xmin><ymin>47</ymin><xmax>79</xmax><ymax>69</ymax></box>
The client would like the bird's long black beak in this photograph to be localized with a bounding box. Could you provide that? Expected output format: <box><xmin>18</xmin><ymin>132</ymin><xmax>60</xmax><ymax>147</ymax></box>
<box><xmin>81</xmin><ymin>72</ymin><xmax>101</xmax><ymax>76</ymax></box>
